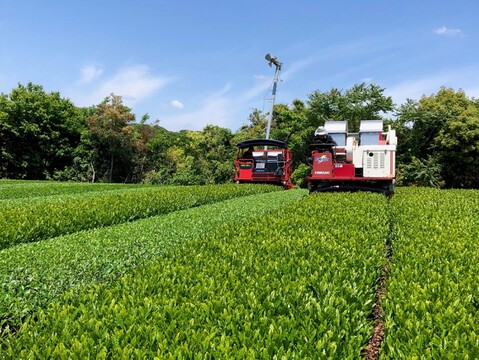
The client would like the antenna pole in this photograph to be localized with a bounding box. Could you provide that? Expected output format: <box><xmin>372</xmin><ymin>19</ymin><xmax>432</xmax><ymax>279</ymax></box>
<box><xmin>264</xmin><ymin>54</ymin><xmax>282</xmax><ymax>140</ymax></box>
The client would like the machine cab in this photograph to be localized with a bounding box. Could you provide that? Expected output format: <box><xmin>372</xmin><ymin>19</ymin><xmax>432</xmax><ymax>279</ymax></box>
<box><xmin>307</xmin><ymin>120</ymin><xmax>397</xmax><ymax>196</ymax></box>
<box><xmin>234</xmin><ymin>139</ymin><xmax>293</xmax><ymax>189</ymax></box>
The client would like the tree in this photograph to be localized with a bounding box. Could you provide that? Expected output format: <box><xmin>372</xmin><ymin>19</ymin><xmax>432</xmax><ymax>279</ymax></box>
<box><xmin>86</xmin><ymin>94</ymin><xmax>137</xmax><ymax>182</ymax></box>
<box><xmin>435</xmin><ymin>105</ymin><xmax>479</xmax><ymax>188</ymax></box>
<box><xmin>397</xmin><ymin>156</ymin><xmax>444</xmax><ymax>188</ymax></box>
<box><xmin>395</xmin><ymin>87</ymin><xmax>479</xmax><ymax>188</ymax></box>
<box><xmin>143</xmin><ymin>125</ymin><xmax>235</xmax><ymax>186</ymax></box>
<box><xmin>171</xmin><ymin>125</ymin><xmax>235</xmax><ymax>185</ymax></box>
<box><xmin>307</xmin><ymin>83</ymin><xmax>394</xmax><ymax>132</ymax></box>
<box><xmin>270</xmin><ymin>99</ymin><xmax>312</xmax><ymax>168</ymax></box>
<box><xmin>233</xmin><ymin>109</ymin><xmax>269</xmax><ymax>142</ymax></box>
<box><xmin>142</xmin><ymin>126</ymin><xmax>178</xmax><ymax>184</ymax></box>
<box><xmin>0</xmin><ymin>93</ymin><xmax>14</xmax><ymax>176</ymax></box>
<box><xmin>0</xmin><ymin>83</ymin><xmax>84</xmax><ymax>179</ymax></box>
<box><xmin>394</xmin><ymin>88</ymin><xmax>469</xmax><ymax>163</ymax></box>
<box><xmin>203</xmin><ymin>125</ymin><xmax>236</xmax><ymax>183</ymax></box>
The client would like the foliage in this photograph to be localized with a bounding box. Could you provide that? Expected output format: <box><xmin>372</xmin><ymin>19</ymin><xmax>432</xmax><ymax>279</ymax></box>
<box><xmin>2</xmin><ymin>183</ymin><xmax>479</xmax><ymax>356</ymax></box>
<box><xmin>233</xmin><ymin>109</ymin><xmax>269</xmax><ymax>142</ymax></box>
<box><xmin>2</xmin><ymin>82</ymin><xmax>478</xmax><ymax>189</ymax></box>
<box><xmin>307</xmin><ymin>82</ymin><xmax>394</xmax><ymax>132</ymax></box>
<box><xmin>384</xmin><ymin>187</ymin><xmax>479</xmax><ymax>358</ymax></box>
<box><xmin>0</xmin><ymin>183</ymin><xmax>279</xmax><ymax>249</ymax></box>
<box><xmin>143</xmin><ymin>125</ymin><xmax>235</xmax><ymax>186</ymax></box>
<box><xmin>1</xmin><ymin>192</ymin><xmax>387</xmax><ymax>358</ymax></box>
<box><xmin>0</xmin><ymin>180</ymin><xmax>143</xmax><ymax>200</ymax></box>
<box><xmin>141</xmin><ymin>126</ymin><xmax>177</xmax><ymax>184</ymax></box>
<box><xmin>396</xmin><ymin>156</ymin><xmax>444</xmax><ymax>188</ymax></box>
<box><xmin>434</xmin><ymin>105</ymin><xmax>479</xmax><ymax>188</ymax></box>
<box><xmin>270</xmin><ymin>100</ymin><xmax>313</xmax><ymax>168</ymax></box>
<box><xmin>0</xmin><ymin>189</ymin><xmax>305</xmax><ymax>332</ymax></box>
<box><xmin>290</xmin><ymin>163</ymin><xmax>310</xmax><ymax>188</ymax></box>
<box><xmin>394</xmin><ymin>87</ymin><xmax>479</xmax><ymax>188</ymax></box>
<box><xmin>177</xmin><ymin>125</ymin><xmax>235</xmax><ymax>185</ymax></box>
<box><xmin>0</xmin><ymin>83</ymin><xmax>84</xmax><ymax>179</ymax></box>
<box><xmin>85</xmin><ymin>94</ymin><xmax>138</xmax><ymax>183</ymax></box>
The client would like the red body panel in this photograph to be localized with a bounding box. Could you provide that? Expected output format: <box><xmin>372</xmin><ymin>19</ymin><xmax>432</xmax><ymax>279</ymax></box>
<box><xmin>234</xmin><ymin>148</ymin><xmax>293</xmax><ymax>189</ymax></box>
<box><xmin>307</xmin><ymin>150</ymin><xmax>394</xmax><ymax>194</ymax></box>
<box><xmin>235</xmin><ymin>159</ymin><xmax>254</xmax><ymax>181</ymax></box>
<box><xmin>333</xmin><ymin>163</ymin><xmax>355</xmax><ymax>177</ymax></box>
<box><xmin>311</xmin><ymin>152</ymin><xmax>333</xmax><ymax>179</ymax></box>
<box><xmin>307</xmin><ymin>120</ymin><xmax>396</xmax><ymax>196</ymax></box>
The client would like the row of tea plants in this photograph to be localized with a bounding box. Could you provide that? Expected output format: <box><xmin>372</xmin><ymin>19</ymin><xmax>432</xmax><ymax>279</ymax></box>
<box><xmin>383</xmin><ymin>187</ymin><xmax>479</xmax><ymax>358</ymax></box>
<box><xmin>1</xmin><ymin>192</ymin><xmax>389</xmax><ymax>358</ymax></box>
<box><xmin>0</xmin><ymin>189</ymin><xmax>306</xmax><ymax>332</ymax></box>
<box><xmin>1</xmin><ymin>183</ymin><xmax>477</xmax><ymax>357</ymax></box>
<box><xmin>0</xmin><ymin>180</ymin><xmax>146</xmax><ymax>200</ymax></box>
<box><xmin>0</xmin><ymin>183</ymin><xmax>279</xmax><ymax>248</ymax></box>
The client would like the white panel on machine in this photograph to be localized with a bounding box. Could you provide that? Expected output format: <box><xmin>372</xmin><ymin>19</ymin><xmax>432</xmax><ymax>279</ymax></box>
<box><xmin>359</xmin><ymin>120</ymin><xmax>383</xmax><ymax>132</ymax></box>
<box><xmin>325</xmin><ymin>120</ymin><xmax>348</xmax><ymax>133</ymax></box>
<box><xmin>362</xmin><ymin>150</ymin><xmax>391</xmax><ymax>177</ymax></box>
<box><xmin>324</xmin><ymin>120</ymin><xmax>348</xmax><ymax>146</ymax></box>
<box><xmin>359</xmin><ymin>120</ymin><xmax>383</xmax><ymax>145</ymax></box>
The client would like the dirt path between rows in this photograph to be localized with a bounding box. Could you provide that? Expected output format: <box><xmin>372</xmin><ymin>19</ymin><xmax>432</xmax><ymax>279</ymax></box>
<box><xmin>363</xmin><ymin>213</ymin><xmax>394</xmax><ymax>360</ymax></box>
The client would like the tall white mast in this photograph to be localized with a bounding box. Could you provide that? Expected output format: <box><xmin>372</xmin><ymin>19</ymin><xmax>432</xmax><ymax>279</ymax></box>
<box><xmin>264</xmin><ymin>54</ymin><xmax>282</xmax><ymax>140</ymax></box>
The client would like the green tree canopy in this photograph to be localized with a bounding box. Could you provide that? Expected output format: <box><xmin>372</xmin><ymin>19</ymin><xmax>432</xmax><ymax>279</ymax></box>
<box><xmin>1</xmin><ymin>81</ymin><xmax>478</xmax><ymax>189</ymax></box>
<box><xmin>395</xmin><ymin>87</ymin><xmax>479</xmax><ymax>188</ymax></box>
<box><xmin>233</xmin><ymin>109</ymin><xmax>269</xmax><ymax>143</ymax></box>
<box><xmin>270</xmin><ymin>99</ymin><xmax>312</xmax><ymax>167</ymax></box>
<box><xmin>307</xmin><ymin>83</ymin><xmax>394</xmax><ymax>132</ymax></box>
<box><xmin>86</xmin><ymin>94</ymin><xmax>138</xmax><ymax>182</ymax></box>
<box><xmin>0</xmin><ymin>82</ymin><xmax>84</xmax><ymax>179</ymax></box>
<box><xmin>171</xmin><ymin>125</ymin><xmax>235</xmax><ymax>185</ymax></box>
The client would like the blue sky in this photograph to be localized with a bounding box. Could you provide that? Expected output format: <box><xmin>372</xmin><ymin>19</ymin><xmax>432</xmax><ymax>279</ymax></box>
<box><xmin>1</xmin><ymin>1</ymin><xmax>478</xmax><ymax>132</ymax></box>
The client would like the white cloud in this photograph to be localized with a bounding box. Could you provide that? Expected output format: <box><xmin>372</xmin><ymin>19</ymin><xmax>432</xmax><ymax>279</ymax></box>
<box><xmin>95</xmin><ymin>65</ymin><xmax>171</xmax><ymax>106</ymax></box>
<box><xmin>159</xmin><ymin>83</ymin><xmax>234</xmax><ymax>131</ymax></box>
<box><xmin>70</xmin><ymin>65</ymin><xmax>172</xmax><ymax>108</ymax></box>
<box><xmin>159</xmin><ymin>95</ymin><xmax>233</xmax><ymax>131</ymax></box>
<box><xmin>385</xmin><ymin>67</ymin><xmax>479</xmax><ymax>106</ymax></box>
<box><xmin>80</xmin><ymin>65</ymin><xmax>103</xmax><ymax>83</ymax></box>
<box><xmin>157</xmin><ymin>58</ymin><xmax>314</xmax><ymax>132</ymax></box>
<box><xmin>361</xmin><ymin>77</ymin><xmax>374</xmax><ymax>84</ymax></box>
<box><xmin>433</xmin><ymin>26</ymin><xmax>463</xmax><ymax>37</ymax></box>
<box><xmin>170</xmin><ymin>99</ymin><xmax>184</xmax><ymax>109</ymax></box>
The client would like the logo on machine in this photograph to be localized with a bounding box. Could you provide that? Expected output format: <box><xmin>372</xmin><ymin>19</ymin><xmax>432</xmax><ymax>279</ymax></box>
<box><xmin>316</xmin><ymin>155</ymin><xmax>330</xmax><ymax>163</ymax></box>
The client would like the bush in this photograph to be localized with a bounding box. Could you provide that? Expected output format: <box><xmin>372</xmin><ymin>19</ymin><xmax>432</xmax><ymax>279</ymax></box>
<box><xmin>396</xmin><ymin>156</ymin><xmax>444</xmax><ymax>188</ymax></box>
<box><xmin>290</xmin><ymin>163</ymin><xmax>310</xmax><ymax>188</ymax></box>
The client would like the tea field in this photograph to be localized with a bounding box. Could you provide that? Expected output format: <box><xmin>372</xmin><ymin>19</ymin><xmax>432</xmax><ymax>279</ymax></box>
<box><xmin>0</xmin><ymin>181</ymin><xmax>478</xmax><ymax>358</ymax></box>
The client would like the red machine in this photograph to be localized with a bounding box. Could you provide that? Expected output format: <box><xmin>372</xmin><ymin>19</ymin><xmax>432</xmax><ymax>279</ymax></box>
<box><xmin>308</xmin><ymin>120</ymin><xmax>397</xmax><ymax>196</ymax></box>
<box><xmin>234</xmin><ymin>139</ymin><xmax>293</xmax><ymax>189</ymax></box>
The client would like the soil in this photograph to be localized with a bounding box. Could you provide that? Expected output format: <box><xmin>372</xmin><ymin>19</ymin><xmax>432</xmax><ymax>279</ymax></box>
<box><xmin>363</xmin><ymin>239</ymin><xmax>392</xmax><ymax>360</ymax></box>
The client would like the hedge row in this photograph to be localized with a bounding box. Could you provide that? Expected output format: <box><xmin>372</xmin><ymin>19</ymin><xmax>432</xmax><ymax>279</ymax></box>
<box><xmin>0</xmin><ymin>189</ymin><xmax>306</xmax><ymax>334</ymax></box>
<box><xmin>0</xmin><ymin>180</ymin><xmax>156</xmax><ymax>201</ymax></box>
<box><xmin>1</xmin><ymin>192</ymin><xmax>389</xmax><ymax>358</ymax></box>
<box><xmin>0</xmin><ymin>184</ymin><xmax>279</xmax><ymax>249</ymax></box>
<box><xmin>383</xmin><ymin>187</ymin><xmax>479</xmax><ymax>358</ymax></box>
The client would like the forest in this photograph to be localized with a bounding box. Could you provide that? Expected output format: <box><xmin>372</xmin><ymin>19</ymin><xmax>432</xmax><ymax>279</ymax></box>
<box><xmin>1</xmin><ymin>82</ymin><xmax>478</xmax><ymax>188</ymax></box>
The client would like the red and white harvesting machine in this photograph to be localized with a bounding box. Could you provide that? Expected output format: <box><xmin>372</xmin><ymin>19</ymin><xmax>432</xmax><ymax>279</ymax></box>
<box><xmin>307</xmin><ymin>120</ymin><xmax>397</xmax><ymax>196</ymax></box>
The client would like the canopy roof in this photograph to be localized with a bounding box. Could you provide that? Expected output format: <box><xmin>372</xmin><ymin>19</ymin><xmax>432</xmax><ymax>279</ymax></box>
<box><xmin>236</xmin><ymin>139</ymin><xmax>288</xmax><ymax>149</ymax></box>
